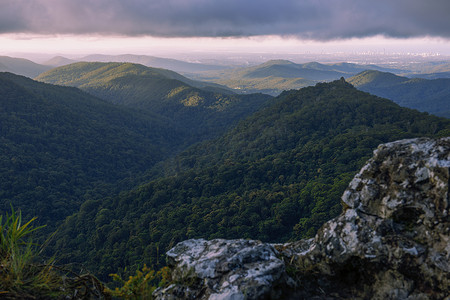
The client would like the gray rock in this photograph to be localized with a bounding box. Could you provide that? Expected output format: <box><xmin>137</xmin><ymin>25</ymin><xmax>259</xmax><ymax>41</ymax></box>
<box><xmin>154</xmin><ymin>137</ymin><xmax>450</xmax><ymax>299</ymax></box>
<box><xmin>154</xmin><ymin>239</ymin><xmax>290</xmax><ymax>299</ymax></box>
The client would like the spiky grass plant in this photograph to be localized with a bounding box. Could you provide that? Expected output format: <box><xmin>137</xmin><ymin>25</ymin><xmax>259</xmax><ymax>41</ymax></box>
<box><xmin>0</xmin><ymin>207</ymin><xmax>62</xmax><ymax>297</ymax></box>
<box><xmin>0</xmin><ymin>207</ymin><xmax>111</xmax><ymax>299</ymax></box>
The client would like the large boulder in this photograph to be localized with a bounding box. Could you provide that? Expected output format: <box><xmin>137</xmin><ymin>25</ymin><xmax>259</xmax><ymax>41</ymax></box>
<box><xmin>154</xmin><ymin>137</ymin><xmax>450</xmax><ymax>299</ymax></box>
<box><xmin>154</xmin><ymin>238</ymin><xmax>291</xmax><ymax>299</ymax></box>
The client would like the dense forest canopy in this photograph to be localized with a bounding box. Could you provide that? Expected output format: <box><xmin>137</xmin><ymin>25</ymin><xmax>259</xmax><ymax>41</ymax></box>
<box><xmin>0</xmin><ymin>72</ymin><xmax>186</xmax><ymax>228</ymax></box>
<box><xmin>49</xmin><ymin>79</ymin><xmax>450</xmax><ymax>280</ymax></box>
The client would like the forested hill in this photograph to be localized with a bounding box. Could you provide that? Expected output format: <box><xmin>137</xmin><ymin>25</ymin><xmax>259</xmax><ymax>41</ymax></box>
<box><xmin>0</xmin><ymin>72</ymin><xmax>186</xmax><ymax>227</ymax></box>
<box><xmin>51</xmin><ymin>78</ymin><xmax>450</xmax><ymax>280</ymax></box>
<box><xmin>35</xmin><ymin>61</ymin><xmax>228</xmax><ymax>92</ymax></box>
<box><xmin>36</xmin><ymin>62</ymin><xmax>272</xmax><ymax>141</ymax></box>
<box><xmin>348</xmin><ymin>70</ymin><xmax>450</xmax><ymax>118</ymax></box>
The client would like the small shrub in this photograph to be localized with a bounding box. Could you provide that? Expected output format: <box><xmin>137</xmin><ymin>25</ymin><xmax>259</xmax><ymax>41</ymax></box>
<box><xmin>108</xmin><ymin>265</ymin><xmax>171</xmax><ymax>299</ymax></box>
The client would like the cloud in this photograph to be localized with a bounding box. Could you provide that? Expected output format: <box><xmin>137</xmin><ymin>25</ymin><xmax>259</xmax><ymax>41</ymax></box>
<box><xmin>0</xmin><ymin>0</ymin><xmax>449</xmax><ymax>40</ymax></box>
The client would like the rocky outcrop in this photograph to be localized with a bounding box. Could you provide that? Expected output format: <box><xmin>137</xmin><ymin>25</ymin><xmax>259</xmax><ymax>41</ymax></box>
<box><xmin>154</xmin><ymin>137</ymin><xmax>450</xmax><ymax>300</ymax></box>
<box><xmin>280</xmin><ymin>137</ymin><xmax>450</xmax><ymax>299</ymax></box>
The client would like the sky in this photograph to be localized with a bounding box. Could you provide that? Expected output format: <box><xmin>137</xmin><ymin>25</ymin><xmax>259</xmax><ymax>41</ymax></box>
<box><xmin>0</xmin><ymin>0</ymin><xmax>449</xmax><ymax>59</ymax></box>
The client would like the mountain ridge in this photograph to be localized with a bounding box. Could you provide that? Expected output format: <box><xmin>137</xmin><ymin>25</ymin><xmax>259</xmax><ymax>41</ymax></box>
<box><xmin>79</xmin><ymin>53</ymin><xmax>229</xmax><ymax>73</ymax></box>
<box><xmin>191</xmin><ymin>60</ymin><xmax>403</xmax><ymax>95</ymax></box>
<box><xmin>348</xmin><ymin>70</ymin><xmax>450</xmax><ymax>118</ymax></box>
<box><xmin>43</xmin><ymin>55</ymin><xmax>78</xmax><ymax>67</ymax></box>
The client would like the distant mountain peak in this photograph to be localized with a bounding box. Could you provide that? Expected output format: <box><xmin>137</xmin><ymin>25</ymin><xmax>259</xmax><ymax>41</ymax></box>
<box><xmin>43</xmin><ymin>56</ymin><xmax>78</xmax><ymax>67</ymax></box>
<box><xmin>262</xmin><ymin>59</ymin><xmax>295</xmax><ymax>66</ymax></box>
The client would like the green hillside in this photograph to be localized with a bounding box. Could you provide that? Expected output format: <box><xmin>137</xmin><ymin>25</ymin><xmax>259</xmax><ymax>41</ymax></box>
<box><xmin>36</xmin><ymin>62</ymin><xmax>271</xmax><ymax>141</ymax></box>
<box><xmin>51</xmin><ymin>79</ymin><xmax>450</xmax><ymax>280</ymax></box>
<box><xmin>0</xmin><ymin>72</ymin><xmax>186</xmax><ymax>228</ymax></box>
<box><xmin>36</xmin><ymin>61</ymin><xmax>232</xmax><ymax>94</ymax></box>
<box><xmin>348</xmin><ymin>70</ymin><xmax>450</xmax><ymax>118</ymax></box>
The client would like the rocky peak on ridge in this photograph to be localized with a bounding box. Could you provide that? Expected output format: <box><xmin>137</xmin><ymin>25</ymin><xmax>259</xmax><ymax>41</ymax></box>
<box><xmin>154</xmin><ymin>137</ymin><xmax>450</xmax><ymax>299</ymax></box>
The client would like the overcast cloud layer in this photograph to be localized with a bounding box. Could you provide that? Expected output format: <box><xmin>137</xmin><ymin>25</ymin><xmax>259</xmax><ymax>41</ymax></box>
<box><xmin>0</xmin><ymin>0</ymin><xmax>449</xmax><ymax>39</ymax></box>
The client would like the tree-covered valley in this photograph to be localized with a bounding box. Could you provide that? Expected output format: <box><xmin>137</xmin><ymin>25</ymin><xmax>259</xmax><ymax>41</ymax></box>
<box><xmin>36</xmin><ymin>62</ymin><xmax>272</xmax><ymax>142</ymax></box>
<box><xmin>0</xmin><ymin>71</ymin><xmax>188</xmax><ymax>229</ymax></box>
<box><xmin>38</xmin><ymin>77</ymin><xmax>450</xmax><ymax>280</ymax></box>
<box><xmin>1</xmin><ymin>63</ymin><xmax>450</xmax><ymax>294</ymax></box>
